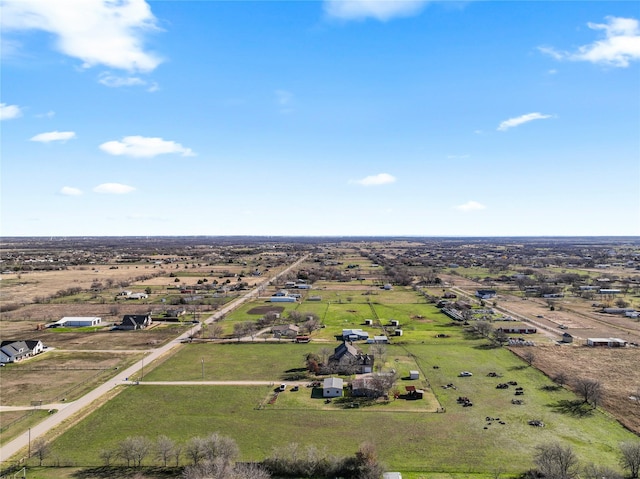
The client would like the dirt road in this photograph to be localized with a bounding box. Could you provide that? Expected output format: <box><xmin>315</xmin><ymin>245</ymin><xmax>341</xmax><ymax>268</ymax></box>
<box><xmin>0</xmin><ymin>255</ymin><xmax>308</xmax><ymax>463</ymax></box>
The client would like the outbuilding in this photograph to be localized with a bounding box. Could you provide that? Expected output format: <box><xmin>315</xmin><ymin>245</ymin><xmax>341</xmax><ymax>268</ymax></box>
<box><xmin>323</xmin><ymin>377</ymin><xmax>344</xmax><ymax>398</ymax></box>
<box><xmin>409</xmin><ymin>370</ymin><xmax>419</xmax><ymax>380</ymax></box>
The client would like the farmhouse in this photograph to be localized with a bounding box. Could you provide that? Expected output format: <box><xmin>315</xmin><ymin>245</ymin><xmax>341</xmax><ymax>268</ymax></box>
<box><xmin>271</xmin><ymin>324</ymin><xmax>300</xmax><ymax>339</ymax></box>
<box><xmin>586</xmin><ymin>338</ymin><xmax>627</xmax><ymax>347</ymax></box>
<box><xmin>126</xmin><ymin>292</ymin><xmax>148</xmax><ymax>300</ymax></box>
<box><xmin>49</xmin><ymin>316</ymin><xmax>102</xmax><ymax>328</ymax></box>
<box><xmin>342</xmin><ymin>329</ymin><xmax>369</xmax><ymax>341</ymax></box>
<box><xmin>476</xmin><ymin>290</ymin><xmax>496</xmax><ymax>299</ymax></box>
<box><xmin>1</xmin><ymin>340</ymin><xmax>45</xmax><ymax>363</ymax></box>
<box><xmin>323</xmin><ymin>377</ymin><xmax>344</xmax><ymax>398</ymax></box>
<box><xmin>367</xmin><ymin>335</ymin><xmax>389</xmax><ymax>344</ymax></box>
<box><xmin>116</xmin><ymin>314</ymin><xmax>152</xmax><ymax>330</ymax></box>
<box><xmin>329</xmin><ymin>342</ymin><xmax>374</xmax><ymax>374</ymax></box>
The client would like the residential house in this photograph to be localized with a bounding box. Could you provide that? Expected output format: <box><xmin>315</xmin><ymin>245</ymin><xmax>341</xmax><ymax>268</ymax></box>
<box><xmin>323</xmin><ymin>377</ymin><xmax>344</xmax><ymax>398</ymax></box>
<box><xmin>342</xmin><ymin>329</ymin><xmax>369</xmax><ymax>341</ymax></box>
<box><xmin>329</xmin><ymin>342</ymin><xmax>374</xmax><ymax>374</ymax></box>
<box><xmin>116</xmin><ymin>314</ymin><xmax>152</xmax><ymax>330</ymax></box>
<box><xmin>475</xmin><ymin>290</ymin><xmax>497</xmax><ymax>299</ymax></box>
<box><xmin>496</xmin><ymin>325</ymin><xmax>537</xmax><ymax>334</ymax></box>
<box><xmin>1</xmin><ymin>340</ymin><xmax>45</xmax><ymax>363</ymax></box>
<box><xmin>271</xmin><ymin>324</ymin><xmax>300</xmax><ymax>339</ymax></box>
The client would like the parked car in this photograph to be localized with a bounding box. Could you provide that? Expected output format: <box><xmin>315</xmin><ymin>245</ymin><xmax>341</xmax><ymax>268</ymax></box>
<box><xmin>459</xmin><ymin>371</ymin><xmax>473</xmax><ymax>377</ymax></box>
<box><xmin>278</xmin><ymin>384</ymin><xmax>286</xmax><ymax>391</ymax></box>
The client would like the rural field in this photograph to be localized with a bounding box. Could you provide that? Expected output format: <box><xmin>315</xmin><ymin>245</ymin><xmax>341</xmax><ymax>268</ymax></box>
<box><xmin>1</xmin><ymin>237</ymin><xmax>639</xmax><ymax>478</ymax></box>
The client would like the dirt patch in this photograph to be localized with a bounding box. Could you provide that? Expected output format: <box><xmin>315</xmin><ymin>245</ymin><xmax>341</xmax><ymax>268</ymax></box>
<box><xmin>247</xmin><ymin>306</ymin><xmax>284</xmax><ymax>315</ymax></box>
<box><xmin>511</xmin><ymin>345</ymin><xmax>640</xmax><ymax>434</ymax></box>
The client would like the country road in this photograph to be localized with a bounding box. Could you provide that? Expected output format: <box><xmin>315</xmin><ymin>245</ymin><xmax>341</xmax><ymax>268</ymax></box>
<box><xmin>0</xmin><ymin>254</ymin><xmax>308</xmax><ymax>463</ymax></box>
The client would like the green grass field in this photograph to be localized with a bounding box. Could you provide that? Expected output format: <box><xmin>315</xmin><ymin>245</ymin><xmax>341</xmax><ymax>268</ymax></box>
<box><xmin>29</xmin><ymin>284</ymin><xmax>640</xmax><ymax>476</ymax></box>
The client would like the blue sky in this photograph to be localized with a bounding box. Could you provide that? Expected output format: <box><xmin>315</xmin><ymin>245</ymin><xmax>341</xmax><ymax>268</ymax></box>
<box><xmin>1</xmin><ymin>0</ymin><xmax>639</xmax><ymax>237</ymax></box>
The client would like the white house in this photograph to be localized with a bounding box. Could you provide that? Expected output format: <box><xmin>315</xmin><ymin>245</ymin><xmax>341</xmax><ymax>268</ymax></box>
<box><xmin>1</xmin><ymin>340</ymin><xmax>45</xmax><ymax>363</ymax></box>
<box><xmin>269</xmin><ymin>296</ymin><xmax>296</xmax><ymax>303</ymax></box>
<box><xmin>323</xmin><ymin>377</ymin><xmax>344</xmax><ymax>398</ymax></box>
<box><xmin>51</xmin><ymin>317</ymin><xmax>102</xmax><ymax>328</ymax></box>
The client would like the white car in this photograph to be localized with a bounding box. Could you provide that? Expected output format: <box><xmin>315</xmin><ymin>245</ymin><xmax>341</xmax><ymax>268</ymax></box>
<box><xmin>278</xmin><ymin>384</ymin><xmax>287</xmax><ymax>391</ymax></box>
<box><xmin>459</xmin><ymin>371</ymin><xmax>473</xmax><ymax>377</ymax></box>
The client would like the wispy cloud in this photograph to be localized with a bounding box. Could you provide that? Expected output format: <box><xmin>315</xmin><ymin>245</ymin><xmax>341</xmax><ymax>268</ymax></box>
<box><xmin>0</xmin><ymin>103</ymin><xmax>22</xmax><ymax>120</ymax></box>
<box><xmin>93</xmin><ymin>183</ymin><xmax>136</xmax><ymax>194</ymax></box>
<box><xmin>350</xmin><ymin>173</ymin><xmax>397</xmax><ymax>186</ymax></box>
<box><xmin>275</xmin><ymin>89</ymin><xmax>294</xmax><ymax>113</ymax></box>
<box><xmin>30</xmin><ymin>131</ymin><xmax>76</xmax><ymax>143</ymax></box>
<box><xmin>59</xmin><ymin>186</ymin><xmax>83</xmax><ymax>196</ymax></box>
<box><xmin>497</xmin><ymin>112</ymin><xmax>552</xmax><ymax>131</ymax></box>
<box><xmin>455</xmin><ymin>201</ymin><xmax>486</xmax><ymax>212</ymax></box>
<box><xmin>98</xmin><ymin>72</ymin><xmax>159</xmax><ymax>92</ymax></box>
<box><xmin>99</xmin><ymin>136</ymin><xmax>196</xmax><ymax>158</ymax></box>
<box><xmin>324</xmin><ymin>0</ymin><xmax>428</xmax><ymax>21</ymax></box>
<box><xmin>0</xmin><ymin>0</ymin><xmax>163</xmax><ymax>72</ymax></box>
<box><xmin>539</xmin><ymin>16</ymin><xmax>640</xmax><ymax>68</ymax></box>
<box><xmin>36</xmin><ymin>110</ymin><xmax>56</xmax><ymax>119</ymax></box>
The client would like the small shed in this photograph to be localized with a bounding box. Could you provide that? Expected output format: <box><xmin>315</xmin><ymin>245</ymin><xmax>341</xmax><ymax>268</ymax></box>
<box><xmin>390</xmin><ymin>319</ymin><xmax>400</xmax><ymax>327</ymax></box>
<box><xmin>409</xmin><ymin>370</ymin><xmax>419</xmax><ymax>380</ymax></box>
<box><xmin>561</xmin><ymin>333</ymin><xmax>573</xmax><ymax>343</ymax></box>
<box><xmin>364</xmin><ymin>319</ymin><xmax>373</xmax><ymax>326</ymax></box>
<box><xmin>394</xmin><ymin>329</ymin><xmax>403</xmax><ymax>336</ymax></box>
<box><xmin>323</xmin><ymin>377</ymin><xmax>344</xmax><ymax>398</ymax></box>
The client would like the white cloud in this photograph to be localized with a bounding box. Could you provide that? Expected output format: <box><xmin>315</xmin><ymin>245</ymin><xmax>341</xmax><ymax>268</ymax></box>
<box><xmin>98</xmin><ymin>72</ymin><xmax>146</xmax><ymax>88</ymax></box>
<box><xmin>275</xmin><ymin>89</ymin><xmax>294</xmax><ymax>113</ymax></box>
<box><xmin>59</xmin><ymin>186</ymin><xmax>83</xmax><ymax>196</ymax></box>
<box><xmin>324</xmin><ymin>0</ymin><xmax>428</xmax><ymax>21</ymax></box>
<box><xmin>93</xmin><ymin>183</ymin><xmax>136</xmax><ymax>194</ymax></box>
<box><xmin>0</xmin><ymin>0</ymin><xmax>163</xmax><ymax>72</ymax></box>
<box><xmin>99</xmin><ymin>136</ymin><xmax>196</xmax><ymax>158</ymax></box>
<box><xmin>455</xmin><ymin>201</ymin><xmax>486</xmax><ymax>212</ymax></box>
<box><xmin>497</xmin><ymin>112</ymin><xmax>552</xmax><ymax>131</ymax></box>
<box><xmin>30</xmin><ymin>131</ymin><xmax>76</xmax><ymax>143</ymax></box>
<box><xmin>539</xmin><ymin>16</ymin><xmax>640</xmax><ymax>68</ymax></box>
<box><xmin>0</xmin><ymin>103</ymin><xmax>22</xmax><ymax>120</ymax></box>
<box><xmin>351</xmin><ymin>173</ymin><xmax>397</xmax><ymax>186</ymax></box>
<box><xmin>36</xmin><ymin>110</ymin><xmax>56</xmax><ymax>119</ymax></box>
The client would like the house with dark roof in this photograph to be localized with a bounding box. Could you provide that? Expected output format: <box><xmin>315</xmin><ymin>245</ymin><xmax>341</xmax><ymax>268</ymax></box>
<box><xmin>476</xmin><ymin>290</ymin><xmax>497</xmax><ymax>299</ymax></box>
<box><xmin>116</xmin><ymin>314</ymin><xmax>152</xmax><ymax>330</ymax></box>
<box><xmin>328</xmin><ymin>342</ymin><xmax>374</xmax><ymax>374</ymax></box>
<box><xmin>0</xmin><ymin>340</ymin><xmax>45</xmax><ymax>363</ymax></box>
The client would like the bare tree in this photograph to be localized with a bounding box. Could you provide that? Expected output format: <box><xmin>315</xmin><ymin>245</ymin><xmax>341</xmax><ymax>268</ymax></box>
<box><xmin>620</xmin><ymin>442</ymin><xmax>640</xmax><ymax>479</ymax></box>
<box><xmin>369</xmin><ymin>344</ymin><xmax>387</xmax><ymax>365</ymax></box>
<box><xmin>185</xmin><ymin>437</ymin><xmax>207</xmax><ymax>465</ymax></box>
<box><xmin>554</xmin><ymin>371</ymin><xmax>569</xmax><ymax>387</ymax></box>
<box><xmin>582</xmin><ymin>463</ymin><xmax>623</xmax><ymax>479</ymax></box>
<box><xmin>99</xmin><ymin>448</ymin><xmax>116</xmax><ymax>466</ymax></box>
<box><xmin>477</xmin><ymin>320</ymin><xmax>494</xmax><ymax>337</ymax></box>
<box><xmin>522</xmin><ymin>350</ymin><xmax>535</xmax><ymax>367</ymax></box>
<box><xmin>491</xmin><ymin>328</ymin><xmax>508</xmax><ymax>346</ymax></box>
<box><xmin>533</xmin><ymin>442</ymin><xmax>579</xmax><ymax>479</ymax></box>
<box><xmin>210</xmin><ymin>323</ymin><xmax>224</xmax><ymax>339</ymax></box>
<box><xmin>31</xmin><ymin>438</ymin><xmax>50</xmax><ymax>466</ymax></box>
<box><xmin>574</xmin><ymin>378</ymin><xmax>602</xmax><ymax>407</ymax></box>
<box><xmin>156</xmin><ymin>435</ymin><xmax>175</xmax><ymax>467</ymax></box>
<box><xmin>354</xmin><ymin>442</ymin><xmax>386</xmax><ymax>479</ymax></box>
<box><xmin>203</xmin><ymin>433</ymin><xmax>239</xmax><ymax>465</ymax></box>
<box><xmin>319</xmin><ymin>347</ymin><xmax>332</xmax><ymax>366</ymax></box>
<box><xmin>121</xmin><ymin>436</ymin><xmax>152</xmax><ymax>467</ymax></box>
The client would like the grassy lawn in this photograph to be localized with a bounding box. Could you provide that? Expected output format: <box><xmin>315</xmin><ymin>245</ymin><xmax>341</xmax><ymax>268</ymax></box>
<box><xmin>48</xmin><ymin>379</ymin><xmax>632</xmax><ymax>474</ymax></box>
<box><xmin>0</xmin><ymin>410</ymin><xmax>51</xmax><ymax>446</ymax></box>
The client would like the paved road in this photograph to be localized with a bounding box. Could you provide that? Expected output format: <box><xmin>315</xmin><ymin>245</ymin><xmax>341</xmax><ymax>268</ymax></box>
<box><xmin>0</xmin><ymin>254</ymin><xmax>308</xmax><ymax>463</ymax></box>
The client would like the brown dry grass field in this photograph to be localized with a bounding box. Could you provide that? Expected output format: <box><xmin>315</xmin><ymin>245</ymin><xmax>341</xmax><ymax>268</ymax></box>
<box><xmin>512</xmin><ymin>345</ymin><xmax>640</xmax><ymax>433</ymax></box>
<box><xmin>0</xmin><ymin>351</ymin><xmax>142</xmax><ymax>406</ymax></box>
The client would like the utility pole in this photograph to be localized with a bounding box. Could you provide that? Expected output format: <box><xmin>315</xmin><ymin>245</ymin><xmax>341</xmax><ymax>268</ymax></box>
<box><xmin>201</xmin><ymin>358</ymin><xmax>204</xmax><ymax>380</ymax></box>
<box><xmin>28</xmin><ymin>428</ymin><xmax>31</xmax><ymax>458</ymax></box>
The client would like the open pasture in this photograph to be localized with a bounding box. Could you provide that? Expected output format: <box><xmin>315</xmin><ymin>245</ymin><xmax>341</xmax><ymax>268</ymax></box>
<box><xmin>48</xmin><ymin>364</ymin><xmax>634</xmax><ymax>474</ymax></box>
<box><xmin>0</xmin><ymin>351</ymin><xmax>142</xmax><ymax>406</ymax></box>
